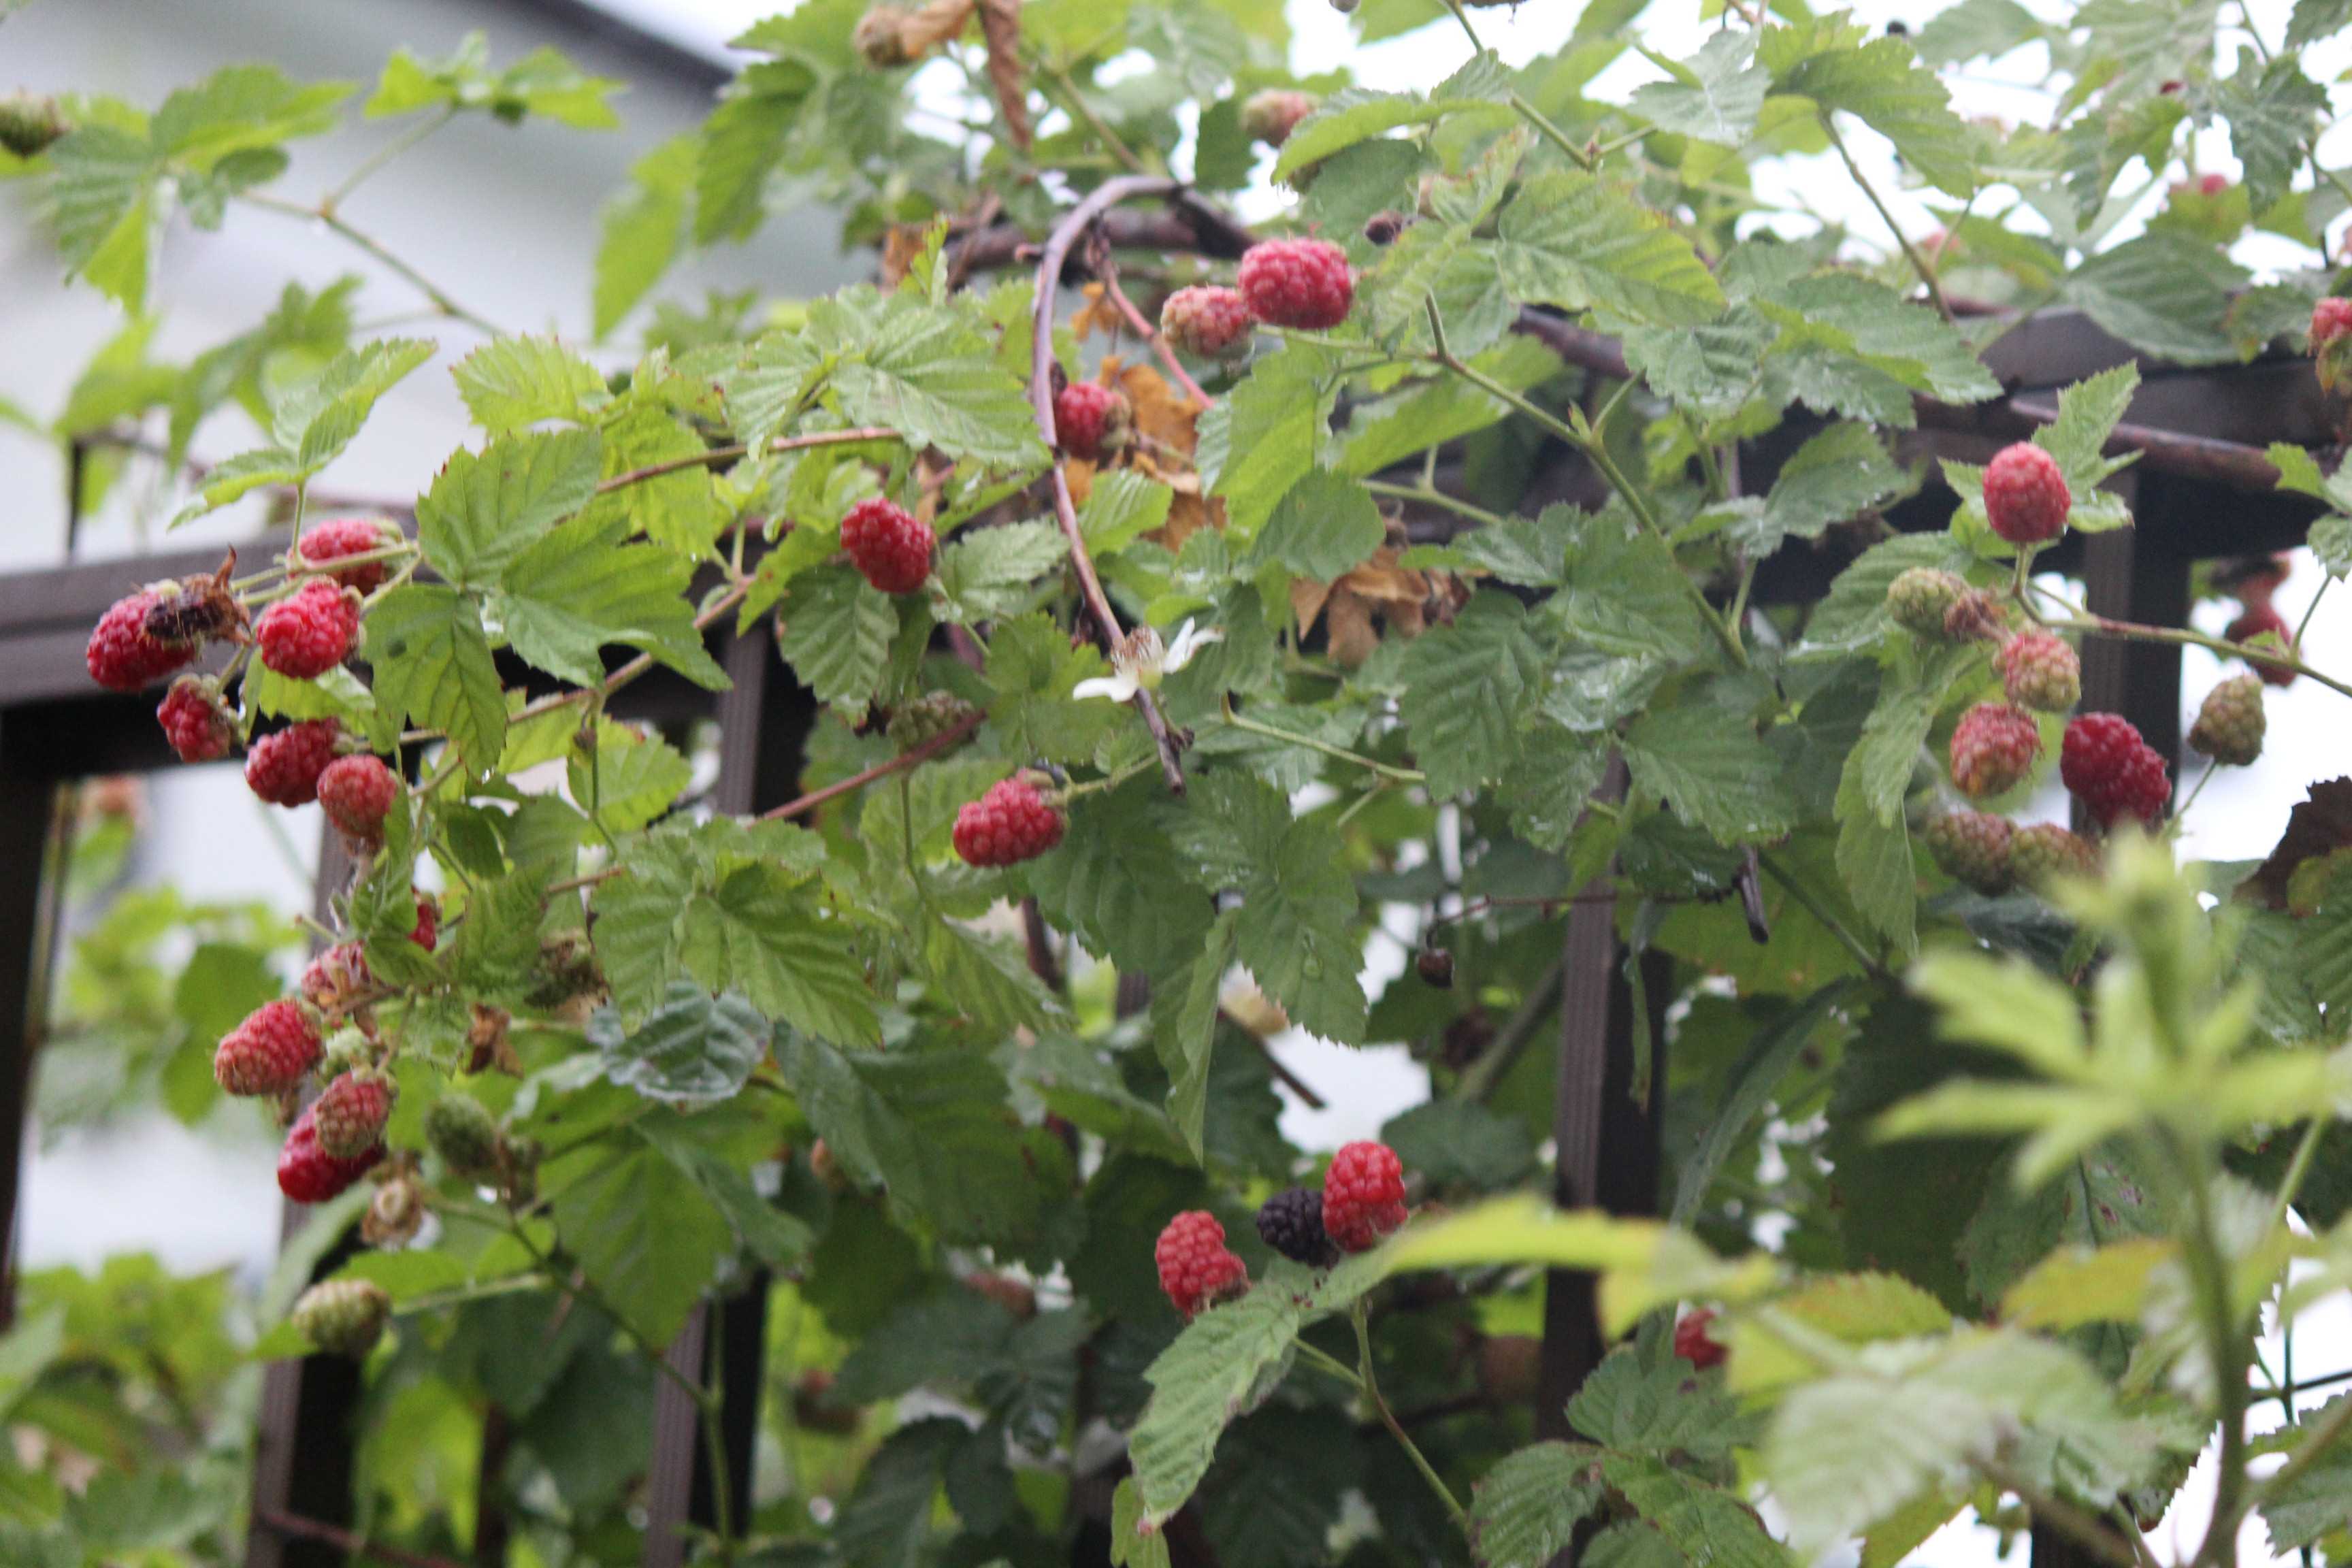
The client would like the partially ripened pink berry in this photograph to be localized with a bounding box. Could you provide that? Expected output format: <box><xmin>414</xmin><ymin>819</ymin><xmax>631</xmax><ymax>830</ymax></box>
<box><xmin>214</xmin><ymin>1000</ymin><xmax>322</xmax><ymax>1096</ymax></box>
<box><xmin>1237</xmin><ymin>238</ymin><xmax>1354</xmax><ymax>331</ymax></box>
<box><xmin>1160</xmin><ymin>284</ymin><xmax>1254</xmax><ymax>359</ymax></box>
<box><xmin>1982</xmin><ymin>442</ymin><xmax>2070</xmax><ymax>546</ymax></box>
<box><xmin>1949</xmin><ymin>702</ymin><xmax>2042</xmax><ymax>798</ymax></box>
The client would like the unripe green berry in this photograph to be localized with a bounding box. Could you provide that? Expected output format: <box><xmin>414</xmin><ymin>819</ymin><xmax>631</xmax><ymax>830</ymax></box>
<box><xmin>291</xmin><ymin>1278</ymin><xmax>391</xmax><ymax>1358</ymax></box>
<box><xmin>424</xmin><ymin>1093</ymin><xmax>503</xmax><ymax>1178</ymax></box>
<box><xmin>1886</xmin><ymin>568</ymin><xmax>1967</xmax><ymax>638</ymax></box>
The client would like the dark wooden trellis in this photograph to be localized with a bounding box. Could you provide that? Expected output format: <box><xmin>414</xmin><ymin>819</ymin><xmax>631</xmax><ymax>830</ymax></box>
<box><xmin>0</xmin><ymin>304</ymin><xmax>2331</xmax><ymax>1566</ymax></box>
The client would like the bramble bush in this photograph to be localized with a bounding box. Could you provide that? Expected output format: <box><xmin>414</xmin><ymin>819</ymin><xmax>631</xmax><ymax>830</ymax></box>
<box><xmin>10</xmin><ymin>0</ymin><xmax>2352</xmax><ymax>1563</ymax></box>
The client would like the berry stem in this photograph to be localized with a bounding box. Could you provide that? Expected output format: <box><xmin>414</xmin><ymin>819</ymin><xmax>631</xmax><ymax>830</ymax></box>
<box><xmin>240</xmin><ymin>191</ymin><xmax>502</xmax><ymax>336</ymax></box>
<box><xmin>1092</xmin><ymin>244</ymin><xmax>1215</xmax><ymax>408</ymax></box>
<box><xmin>593</xmin><ymin>426</ymin><xmax>900</xmax><ymax>494</ymax></box>
<box><xmin>1030</xmin><ymin>173</ymin><xmax>1198</xmax><ymax>796</ymax></box>
<box><xmin>1755</xmin><ymin>853</ymin><xmax>1894</xmax><ymax>983</ymax></box>
<box><xmin>1218</xmin><ymin>693</ymin><xmax>1426</xmax><ymax>784</ymax></box>
<box><xmin>2024</xmin><ymin>582</ymin><xmax>2352</xmax><ymax>702</ymax></box>
<box><xmin>757</xmin><ymin>712</ymin><xmax>985</xmax><ymax>823</ymax></box>
<box><xmin>1820</xmin><ymin>113</ymin><xmax>1953</xmax><ymax>322</ymax></box>
<box><xmin>1351</xmin><ymin>1300</ymin><xmax>1469</xmax><ymax>1532</ymax></box>
<box><xmin>1360</xmin><ymin>478</ymin><xmax>1508</xmax><ymax>529</ymax></box>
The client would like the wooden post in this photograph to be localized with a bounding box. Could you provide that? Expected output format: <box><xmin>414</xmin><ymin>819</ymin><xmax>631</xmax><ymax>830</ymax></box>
<box><xmin>1535</xmin><ymin>760</ymin><xmax>1671</xmax><ymax>1438</ymax></box>
<box><xmin>0</xmin><ymin>747</ymin><xmax>60</xmax><ymax>1328</ymax></box>
<box><xmin>642</xmin><ymin>621</ymin><xmax>813</xmax><ymax>1568</ymax></box>
<box><xmin>248</xmin><ymin>835</ymin><xmax>367</xmax><ymax>1568</ymax></box>
<box><xmin>2077</xmin><ymin>471</ymin><xmax>2190</xmax><ymax>774</ymax></box>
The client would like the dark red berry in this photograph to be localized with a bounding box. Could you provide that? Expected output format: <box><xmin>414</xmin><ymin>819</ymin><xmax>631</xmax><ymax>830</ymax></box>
<box><xmin>2225</xmin><ymin>604</ymin><xmax>2298</xmax><ymax>687</ymax></box>
<box><xmin>1054</xmin><ymin>381</ymin><xmax>1132</xmax><ymax>463</ymax></box>
<box><xmin>86</xmin><ymin>591</ymin><xmax>196</xmax><ymax>691</ymax></box>
<box><xmin>1982</xmin><ymin>442</ymin><xmax>2069</xmax><ymax>546</ymax></box>
<box><xmin>157</xmin><ymin>676</ymin><xmax>234</xmax><ymax>763</ymax></box>
<box><xmin>952</xmin><ymin>775</ymin><xmax>1065</xmax><ymax>867</ymax></box>
<box><xmin>278</xmin><ymin>1100</ymin><xmax>382</xmax><ymax>1205</ymax></box>
<box><xmin>1675</xmin><ymin>1309</ymin><xmax>1727</xmax><ymax>1369</ymax></box>
<box><xmin>839</xmin><ymin>497</ymin><xmax>934</xmax><ymax>595</ymax></box>
<box><xmin>246</xmin><ymin>720</ymin><xmax>342</xmax><ymax>806</ymax></box>
<box><xmin>317</xmin><ymin>755</ymin><xmax>398</xmax><ymax>842</ymax></box>
<box><xmin>256</xmin><ymin>579</ymin><xmax>359</xmax><ymax>680</ymax></box>
<box><xmin>1322</xmin><ymin>1140</ymin><xmax>1407</xmax><ymax>1253</ymax></box>
<box><xmin>214</xmin><ymin>999</ymin><xmax>323</xmax><ymax>1096</ymax></box>
<box><xmin>2060</xmin><ymin>712</ymin><xmax>2171</xmax><ymax>830</ymax></box>
<box><xmin>1156</xmin><ymin>1209</ymin><xmax>1249</xmax><ymax>1318</ymax></box>
<box><xmin>295</xmin><ymin>517</ymin><xmax>402</xmax><ymax>593</ymax></box>
<box><xmin>1237</xmin><ymin>238</ymin><xmax>1354</xmax><ymax>331</ymax></box>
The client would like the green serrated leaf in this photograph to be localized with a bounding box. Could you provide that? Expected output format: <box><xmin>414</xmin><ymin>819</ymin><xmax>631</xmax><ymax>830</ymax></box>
<box><xmin>1397</xmin><ymin>594</ymin><xmax>1546</xmax><ymax>796</ymax></box>
<box><xmin>416</xmin><ymin>427</ymin><xmax>603</xmax><ymax>587</ymax></box>
<box><xmin>453</xmin><ymin>336</ymin><xmax>607</xmax><ymax>432</ymax></box>
<box><xmin>363</xmin><ymin>584</ymin><xmax>506</xmax><ymax>770</ymax></box>
<box><xmin>1252</xmin><ymin>468</ymin><xmax>1383</xmax><ymax>582</ymax></box>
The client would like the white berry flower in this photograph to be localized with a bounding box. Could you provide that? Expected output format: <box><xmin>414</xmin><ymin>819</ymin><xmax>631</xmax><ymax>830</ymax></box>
<box><xmin>1071</xmin><ymin>619</ymin><xmax>1222</xmax><ymax>702</ymax></box>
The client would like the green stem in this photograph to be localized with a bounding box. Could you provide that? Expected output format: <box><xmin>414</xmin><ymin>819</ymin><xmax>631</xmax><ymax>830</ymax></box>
<box><xmin>242</xmin><ymin>192</ymin><xmax>501</xmax><ymax>335</ymax></box>
<box><xmin>1440</xmin><ymin>0</ymin><xmax>1486</xmax><ymax>50</ymax></box>
<box><xmin>323</xmin><ymin>105</ymin><xmax>455</xmax><ymax>214</ymax></box>
<box><xmin>1422</xmin><ymin>315</ymin><xmax>1749</xmax><ymax>668</ymax></box>
<box><xmin>2170</xmin><ymin>1134</ymin><xmax>2251</xmax><ymax>1568</ymax></box>
<box><xmin>2296</xmin><ymin>576</ymin><xmax>2333</xmax><ymax>644</ymax></box>
<box><xmin>2267</xmin><ymin>1117</ymin><xmax>2330</xmax><ymax>1236</ymax></box>
<box><xmin>1757</xmin><ymin>852</ymin><xmax>1892</xmax><ymax>981</ymax></box>
<box><xmin>2174</xmin><ymin>757</ymin><xmax>2219</xmax><ymax>823</ymax></box>
<box><xmin>1821</xmin><ymin>114</ymin><xmax>1952</xmax><ymax>321</ymax></box>
<box><xmin>1352</xmin><ymin>1301</ymin><xmax>1469</xmax><ymax>1532</ymax></box>
<box><xmin>2027</xmin><ymin>587</ymin><xmax>2352</xmax><ymax>704</ymax></box>
<box><xmin>1218</xmin><ymin>694</ymin><xmax>1426</xmax><ymax>784</ymax></box>
<box><xmin>1362</xmin><ymin>478</ymin><xmax>1509</xmax><ymax>529</ymax></box>
<box><xmin>1509</xmin><ymin>91</ymin><xmax>1597</xmax><ymax>171</ymax></box>
<box><xmin>702</xmin><ymin>1303</ymin><xmax>738</xmax><ymax>1563</ymax></box>
<box><xmin>1294</xmin><ymin>1339</ymin><xmax>1364</xmax><ymax>1389</ymax></box>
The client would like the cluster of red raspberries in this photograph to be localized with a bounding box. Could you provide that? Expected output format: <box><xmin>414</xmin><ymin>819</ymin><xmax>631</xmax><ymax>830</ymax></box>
<box><xmin>83</xmin><ymin>522</ymin><xmax>406</xmax><ymax>838</ymax></box>
<box><xmin>1154</xmin><ymin>1141</ymin><xmax>1411</xmax><ymax>1320</ymax></box>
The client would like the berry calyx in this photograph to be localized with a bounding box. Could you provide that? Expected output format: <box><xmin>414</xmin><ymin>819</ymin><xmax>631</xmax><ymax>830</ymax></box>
<box><xmin>295</xmin><ymin>517</ymin><xmax>403</xmax><ymax>593</ymax></box>
<box><xmin>86</xmin><ymin>591</ymin><xmax>197</xmax><ymax>691</ymax></box>
<box><xmin>302</xmin><ymin>942</ymin><xmax>374</xmax><ymax>1020</ymax></box>
<box><xmin>425</xmin><ymin>1094</ymin><xmax>506</xmax><ymax>1177</ymax></box>
<box><xmin>317</xmin><ymin>754</ymin><xmax>399</xmax><ymax>843</ymax></box>
<box><xmin>1160</xmin><ymin>284</ymin><xmax>1254</xmax><ymax>359</ymax></box>
<box><xmin>291</xmin><ymin>1279</ymin><xmax>392</xmax><ymax>1358</ymax></box>
<box><xmin>1155</xmin><ymin>1209</ymin><xmax>1249</xmax><ymax>1318</ymax></box>
<box><xmin>2188</xmin><ymin>673</ymin><xmax>2266</xmax><ymax>766</ymax></box>
<box><xmin>1942</xmin><ymin>589</ymin><xmax>2011</xmax><ymax>644</ymax></box>
<box><xmin>1237</xmin><ymin>238</ymin><xmax>1354</xmax><ymax>331</ymax></box>
<box><xmin>2225</xmin><ymin>603</ymin><xmax>2298</xmax><ymax>687</ymax></box>
<box><xmin>1256</xmin><ymin>1186</ymin><xmax>1339</xmax><ymax>1267</ymax></box>
<box><xmin>839</xmin><ymin>497</ymin><xmax>934</xmax><ymax>595</ymax></box>
<box><xmin>1982</xmin><ymin>442</ymin><xmax>2070</xmax><ymax>546</ymax></box>
<box><xmin>1322</xmin><ymin>1140</ymin><xmax>1408</xmax><ymax>1253</ymax></box>
<box><xmin>246</xmin><ymin>719</ymin><xmax>342</xmax><ymax>806</ymax></box>
<box><xmin>1996</xmin><ymin>630</ymin><xmax>2082</xmax><ymax>713</ymax></box>
<box><xmin>952</xmin><ymin>774</ymin><xmax>1066</xmax><ymax>867</ymax></box>
<box><xmin>1924</xmin><ymin>809</ymin><xmax>2015</xmax><ymax>896</ymax></box>
<box><xmin>278</xmin><ymin>1101</ymin><xmax>384</xmax><ymax>1204</ymax></box>
<box><xmin>1240</xmin><ymin>89</ymin><xmax>1317</xmax><ymax>147</ymax></box>
<box><xmin>1674</xmin><ymin>1309</ymin><xmax>1727</xmax><ymax>1370</ymax></box>
<box><xmin>143</xmin><ymin>566</ymin><xmax>246</xmax><ymax>645</ymax></box>
<box><xmin>157</xmin><ymin>676</ymin><xmax>235</xmax><ymax>763</ymax></box>
<box><xmin>214</xmin><ymin>999</ymin><xmax>323</xmax><ymax>1096</ymax></box>
<box><xmin>1054</xmin><ymin>380</ymin><xmax>1134</xmax><ymax>463</ymax></box>
<box><xmin>312</xmin><ymin>1069</ymin><xmax>395</xmax><ymax>1160</ymax></box>
<box><xmin>1949</xmin><ymin>702</ymin><xmax>2042</xmax><ymax>799</ymax></box>
<box><xmin>2008</xmin><ymin>822</ymin><xmax>2100</xmax><ymax>889</ymax></box>
<box><xmin>256</xmin><ymin>578</ymin><xmax>360</xmax><ymax>680</ymax></box>
<box><xmin>0</xmin><ymin>93</ymin><xmax>69</xmax><ymax>159</ymax></box>
<box><xmin>1886</xmin><ymin>567</ymin><xmax>1967</xmax><ymax>638</ymax></box>
<box><xmin>2060</xmin><ymin>712</ymin><xmax>2171</xmax><ymax>830</ymax></box>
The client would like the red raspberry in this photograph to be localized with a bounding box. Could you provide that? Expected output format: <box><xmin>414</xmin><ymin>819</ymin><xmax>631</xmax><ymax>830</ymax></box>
<box><xmin>317</xmin><ymin>755</ymin><xmax>399</xmax><ymax>842</ymax></box>
<box><xmin>952</xmin><ymin>775</ymin><xmax>1065</xmax><ymax>867</ymax></box>
<box><xmin>1982</xmin><ymin>442</ymin><xmax>2070</xmax><ymax>546</ymax></box>
<box><xmin>278</xmin><ymin>1100</ymin><xmax>383</xmax><ymax>1205</ymax></box>
<box><xmin>86</xmin><ymin>591</ymin><xmax>196</xmax><ymax>691</ymax></box>
<box><xmin>411</xmin><ymin>892</ymin><xmax>440</xmax><ymax>951</ymax></box>
<box><xmin>1237</xmin><ymin>239</ymin><xmax>1354</xmax><ymax>331</ymax></box>
<box><xmin>2009</xmin><ymin>821</ymin><xmax>2100</xmax><ymax>888</ymax></box>
<box><xmin>1240</xmin><ymin>89</ymin><xmax>1317</xmax><ymax>147</ymax></box>
<box><xmin>1154</xmin><ymin>1210</ymin><xmax>1249</xmax><ymax>1318</ymax></box>
<box><xmin>214</xmin><ymin>999</ymin><xmax>323</xmax><ymax>1096</ymax></box>
<box><xmin>1949</xmin><ymin>702</ymin><xmax>2042</xmax><ymax>799</ymax></box>
<box><xmin>1923</xmin><ymin>809</ymin><xmax>2014</xmax><ymax>896</ymax></box>
<box><xmin>246</xmin><ymin>719</ymin><xmax>342</xmax><ymax>806</ymax></box>
<box><xmin>1054</xmin><ymin>381</ymin><xmax>1132</xmax><ymax>463</ymax></box>
<box><xmin>2189</xmin><ymin>673</ymin><xmax>2266</xmax><ymax>766</ymax></box>
<box><xmin>1160</xmin><ymin>284</ymin><xmax>1254</xmax><ymax>359</ymax></box>
<box><xmin>2199</xmin><ymin>172</ymin><xmax>2230</xmax><ymax>195</ymax></box>
<box><xmin>312</xmin><ymin>1069</ymin><xmax>395</xmax><ymax>1160</ymax></box>
<box><xmin>1996</xmin><ymin>630</ymin><xmax>2081</xmax><ymax>713</ymax></box>
<box><xmin>2225</xmin><ymin>604</ymin><xmax>2298</xmax><ymax>687</ymax></box>
<box><xmin>839</xmin><ymin>497</ymin><xmax>934</xmax><ymax>595</ymax></box>
<box><xmin>2060</xmin><ymin>713</ymin><xmax>2171</xmax><ymax>829</ymax></box>
<box><xmin>1322</xmin><ymin>1139</ymin><xmax>1407</xmax><ymax>1253</ymax></box>
<box><xmin>256</xmin><ymin>578</ymin><xmax>359</xmax><ymax>680</ymax></box>
<box><xmin>2311</xmin><ymin>297</ymin><xmax>2352</xmax><ymax>352</ymax></box>
<box><xmin>156</xmin><ymin>676</ymin><xmax>234</xmax><ymax>763</ymax></box>
<box><xmin>1674</xmin><ymin>1309</ymin><xmax>1727</xmax><ymax>1369</ymax></box>
<box><xmin>295</xmin><ymin>517</ymin><xmax>402</xmax><ymax>593</ymax></box>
